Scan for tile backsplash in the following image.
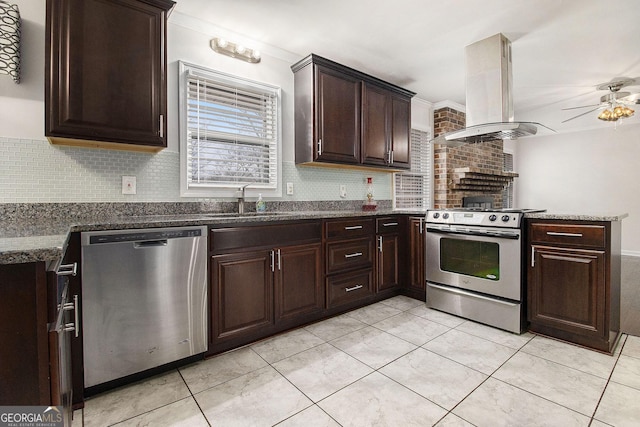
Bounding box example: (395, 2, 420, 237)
(0, 137, 392, 203)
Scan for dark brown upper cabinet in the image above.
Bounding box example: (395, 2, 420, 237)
(45, 0, 175, 152)
(292, 54, 414, 170)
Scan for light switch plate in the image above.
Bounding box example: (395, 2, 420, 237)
(286, 182, 294, 195)
(339, 184, 347, 198)
(122, 176, 137, 195)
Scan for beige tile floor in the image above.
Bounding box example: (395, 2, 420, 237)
(76, 296, 640, 426)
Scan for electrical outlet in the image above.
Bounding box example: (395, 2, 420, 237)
(286, 182, 294, 195)
(122, 176, 136, 195)
(339, 184, 347, 198)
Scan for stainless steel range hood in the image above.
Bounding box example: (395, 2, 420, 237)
(432, 33, 551, 146)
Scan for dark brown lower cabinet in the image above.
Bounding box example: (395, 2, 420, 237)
(404, 217, 426, 300)
(377, 233, 400, 292)
(0, 262, 50, 405)
(275, 243, 323, 324)
(208, 222, 324, 354)
(527, 219, 621, 353)
(210, 250, 274, 345)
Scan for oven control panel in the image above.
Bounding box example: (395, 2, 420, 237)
(426, 209, 522, 228)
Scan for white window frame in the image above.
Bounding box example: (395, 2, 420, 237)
(178, 61, 282, 198)
(502, 148, 515, 208)
(393, 128, 433, 210)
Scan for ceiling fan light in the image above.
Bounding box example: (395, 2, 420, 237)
(613, 105, 625, 118)
(623, 107, 634, 117)
(598, 109, 612, 121)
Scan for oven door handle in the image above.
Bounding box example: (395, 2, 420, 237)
(428, 283, 519, 307)
(425, 227, 520, 240)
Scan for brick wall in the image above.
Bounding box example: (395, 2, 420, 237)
(433, 107, 507, 209)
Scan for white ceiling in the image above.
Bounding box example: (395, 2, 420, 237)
(174, 0, 640, 134)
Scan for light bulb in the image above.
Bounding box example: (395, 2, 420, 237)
(217, 38, 228, 48)
(235, 45, 246, 54)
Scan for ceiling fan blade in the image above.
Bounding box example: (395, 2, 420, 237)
(620, 93, 640, 104)
(562, 106, 603, 123)
(561, 103, 602, 111)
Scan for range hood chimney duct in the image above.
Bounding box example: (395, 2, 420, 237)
(432, 33, 552, 146)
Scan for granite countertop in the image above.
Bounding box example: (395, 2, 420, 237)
(0, 208, 426, 265)
(524, 212, 629, 222)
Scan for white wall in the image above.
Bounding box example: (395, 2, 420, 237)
(514, 123, 640, 254)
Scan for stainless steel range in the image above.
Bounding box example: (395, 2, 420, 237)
(425, 208, 544, 333)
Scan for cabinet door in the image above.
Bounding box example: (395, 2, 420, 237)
(377, 234, 400, 291)
(274, 243, 324, 323)
(407, 218, 425, 292)
(0, 262, 50, 405)
(46, 0, 173, 150)
(362, 83, 390, 166)
(390, 95, 411, 169)
(528, 245, 606, 339)
(315, 65, 361, 164)
(210, 251, 273, 344)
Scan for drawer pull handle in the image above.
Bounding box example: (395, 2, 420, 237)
(344, 225, 363, 230)
(546, 231, 583, 238)
(345, 284, 363, 292)
(382, 222, 398, 227)
(344, 252, 363, 259)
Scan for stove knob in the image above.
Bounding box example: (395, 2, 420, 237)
(442, 213, 450, 219)
(489, 214, 497, 222)
(501, 215, 511, 222)
(432, 212, 440, 219)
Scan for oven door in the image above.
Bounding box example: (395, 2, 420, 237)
(426, 225, 521, 301)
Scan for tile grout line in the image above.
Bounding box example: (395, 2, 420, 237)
(176, 367, 213, 427)
(587, 334, 627, 425)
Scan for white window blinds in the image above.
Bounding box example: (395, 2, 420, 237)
(179, 62, 280, 195)
(394, 128, 432, 210)
(502, 152, 514, 208)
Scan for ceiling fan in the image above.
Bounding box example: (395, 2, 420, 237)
(562, 78, 639, 123)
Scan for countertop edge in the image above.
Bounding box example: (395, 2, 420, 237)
(524, 212, 629, 222)
(1, 210, 427, 264)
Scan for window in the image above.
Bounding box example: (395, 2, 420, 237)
(394, 128, 432, 210)
(179, 61, 281, 197)
(502, 151, 514, 208)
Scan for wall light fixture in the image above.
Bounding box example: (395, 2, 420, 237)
(0, 0, 20, 83)
(210, 37, 261, 63)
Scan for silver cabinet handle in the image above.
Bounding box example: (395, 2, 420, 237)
(382, 222, 398, 227)
(378, 235, 383, 252)
(317, 139, 322, 156)
(270, 250, 275, 272)
(387, 150, 392, 164)
(344, 225, 363, 230)
(73, 294, 80, 338)
(276, 248, 281, 271)
(159, 114, 164, 138)
(61, 294, 80, 338)
(531, 246, 535, 268)
(345, 284, 363, 292)
(419, 218, 423, 234)
(546, 231, 583, 237)
(344, 252, 363, 259)
(390, 150, 394, 164)
(57, 263, 77, 276)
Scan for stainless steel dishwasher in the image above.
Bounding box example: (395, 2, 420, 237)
(81, 226, 208, 389)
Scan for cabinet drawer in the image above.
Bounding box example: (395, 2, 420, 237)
(325, 218, 375, 240)
(210, 221, 321, 253)
(376, 217, 401, 234)
(530, 223, 606, 249)
(326, 237, 373, 273)
(327, 269, 374, 308)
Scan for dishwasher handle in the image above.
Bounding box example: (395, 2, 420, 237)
(134, 240, 168, 248)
